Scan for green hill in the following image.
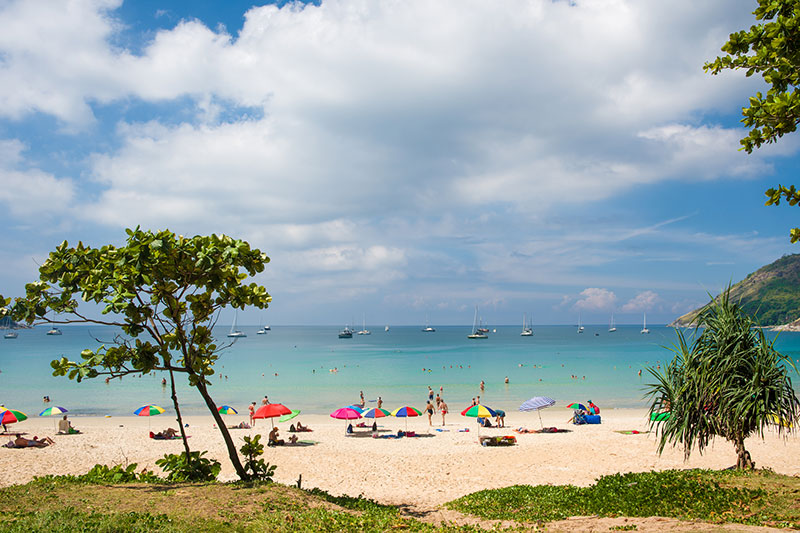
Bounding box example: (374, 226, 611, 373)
(672, 254, 800, 327)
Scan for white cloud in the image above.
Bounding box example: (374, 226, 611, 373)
(574, 288, 617, 311)
(622, 291, 659, 312)
(0, 140, 75, 217)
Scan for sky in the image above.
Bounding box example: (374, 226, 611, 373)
(1, 0, 799, 327)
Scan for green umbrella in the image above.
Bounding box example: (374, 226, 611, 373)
(650, 411, 670, 422)
(279, 410, 300, 423)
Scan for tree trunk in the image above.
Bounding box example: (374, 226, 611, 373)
(194, 379, 249, 480)
(734, 435, 754, 470)
(168, 369, 192, 459)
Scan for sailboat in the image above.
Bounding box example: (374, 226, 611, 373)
(227, 311, 247, 338)
(2, 316, 17, 339)
(338, 325, 354, 338)
(468, 307, 488, 339)
(385, 325, 389, 332)
(357, 314, 371, 335)
(608, 313, 617, 333)
(520, 313, 533, 336)
(640, 312, 650, 334)
(578, 314, 584, 333)
(421, 315, 435, 332)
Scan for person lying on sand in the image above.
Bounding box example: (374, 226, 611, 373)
(154, 428, 179, 439)
(14, 434, 54, 447)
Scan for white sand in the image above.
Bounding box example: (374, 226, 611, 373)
(1, 408, 798, 509)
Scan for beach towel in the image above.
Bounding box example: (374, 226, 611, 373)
(614, 430, 650, 435)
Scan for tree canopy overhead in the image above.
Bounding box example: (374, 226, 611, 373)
(9, 228, 272, 480)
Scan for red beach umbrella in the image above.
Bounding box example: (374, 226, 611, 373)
(253, 403, 292, 428)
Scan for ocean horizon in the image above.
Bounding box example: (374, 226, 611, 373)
(2, 324, 799, 419)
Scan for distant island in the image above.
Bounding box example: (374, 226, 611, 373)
(671, 253, 800, 330)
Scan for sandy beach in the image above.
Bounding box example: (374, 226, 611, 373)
(1, 408, 798, 510)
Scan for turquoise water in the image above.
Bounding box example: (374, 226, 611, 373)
(2, 325, 799, 417)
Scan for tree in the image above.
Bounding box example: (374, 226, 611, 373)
(705, 0, 800, 241)
(646, 288, 800, 469)
(8, 228, 271, 480)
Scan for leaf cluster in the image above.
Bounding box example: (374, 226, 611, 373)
(646, 287, 800, 465)
(155, 451, 221, 482)
(33, 463, 161, 485)
(705, 0, 800, 153)
(239, 435, 277, 481)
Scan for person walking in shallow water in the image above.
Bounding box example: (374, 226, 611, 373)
(425, 401, 434, 426)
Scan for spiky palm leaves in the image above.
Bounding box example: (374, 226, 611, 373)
(646, 288, 800, 469)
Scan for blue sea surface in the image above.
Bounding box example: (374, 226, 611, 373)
(1, 325, 799, 417)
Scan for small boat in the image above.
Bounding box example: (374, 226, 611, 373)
(578, 314, 584, 333)
(4, 331, 17, 339)
(256, 326, 268, 335)
(468, 307, 488, 339)
(227, 311, 246, 338)
(641, 313, 650, 334)
(338, 326, 354, 339)
(520, 313, 533, 336)
(608, 314, 617, 333)
(422, 315, 435, 332)
(385, 325, 389, 332)
(357, 315, 370, 335)
(46, 326, 63, 335)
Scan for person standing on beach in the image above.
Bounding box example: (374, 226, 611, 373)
(425, 401, 434, 426)
(262, 396, 268, 406)
(377, 396, 383, 409)
(249, 402, 256, 425)
(440, 399, 448, 426)
(359, 390, 365, 408)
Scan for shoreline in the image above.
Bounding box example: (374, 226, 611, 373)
(1, 408, 798, 509)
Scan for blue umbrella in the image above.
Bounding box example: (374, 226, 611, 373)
(519, 396, 555, 428)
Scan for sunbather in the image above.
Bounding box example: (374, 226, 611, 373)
(154, 428, 179, 439)
(58, 415, 80, 434)
(269, 427, 285, 446)
(14, 434, 54, 447)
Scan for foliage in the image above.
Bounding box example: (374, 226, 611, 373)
(705, 0, 800, 241)
(447, 470, 765, 524)
(239, 434, 277, 481)
(155, 451, 221, 482)
(7, 228, 272, 480)
(32, 463, 161, 485)
(647, 287, 800, 469)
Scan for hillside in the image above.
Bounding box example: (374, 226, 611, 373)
(671, 253, 800, 327)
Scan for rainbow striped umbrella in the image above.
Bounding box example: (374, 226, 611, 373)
(392, 406, 421, 431)
(217, 405, 238, 415)
(39, 406, 69, 417)
(461, 404, 497, 418)
(134, 405, 165, 416)
(0, 408, 27, 425)
(362, 408, 391, 419)
(566, 403, 587, 411)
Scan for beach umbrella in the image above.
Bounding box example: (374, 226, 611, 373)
(217, 405, 238, 415)
(461, 404, 497, 435)
(391, 406, 421, 431)
(279, 410, 301, 423)
(330, 406, 362, 434)
(347, 405, 365, 413)
(39, 406, 69, 431)
(519, 396, 555, 428)
(134, 404, 164, 430)
(566, 403, 587, 412)
(362, 408, 391, 419)
(254, 403, 292, 428)
(650, 411, 670, 422)
(0, 408, 27, 426)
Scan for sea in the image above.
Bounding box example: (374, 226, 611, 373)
(2, 324, 799, 418)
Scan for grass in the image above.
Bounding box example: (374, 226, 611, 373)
(447, 469, 800, 528)
(0, 468, 798, 531)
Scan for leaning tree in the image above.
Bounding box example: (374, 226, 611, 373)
(646, 288, 800, 469)
(8, 228, 271, 480)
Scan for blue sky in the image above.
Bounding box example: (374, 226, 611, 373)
(1, 0, 799, 327)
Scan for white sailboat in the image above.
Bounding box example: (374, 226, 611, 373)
(578, 314, 584, 333)
(468, 307, 488, 339)
(520, 313, 533, 336)
(357, 314, 370, 335)
(421, 315, 435, 332)
(385, 325, 389, 332)
(608, 313, 617, 333)
(2, 316, 17, 338)
(227, 311, 247, 338)
(640, 312, 650, 334)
